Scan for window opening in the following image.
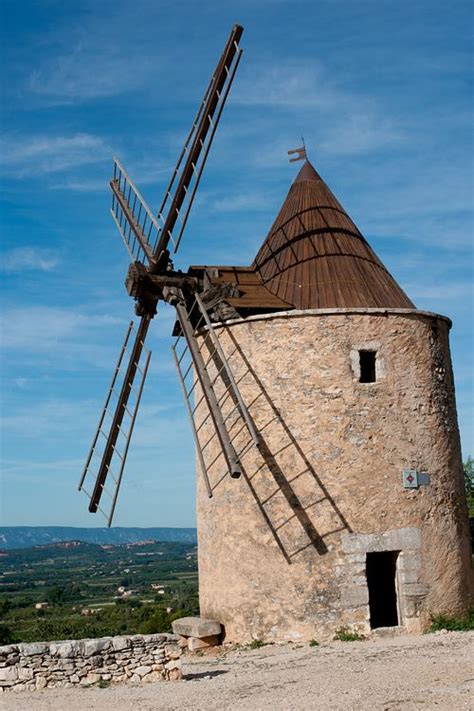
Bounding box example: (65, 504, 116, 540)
(366, 551, 400, 628)
(359, 350, 376, 383)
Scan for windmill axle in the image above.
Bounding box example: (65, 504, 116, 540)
(125, 260, 200, 302)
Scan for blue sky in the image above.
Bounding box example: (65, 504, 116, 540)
(1, 0, 472, 527)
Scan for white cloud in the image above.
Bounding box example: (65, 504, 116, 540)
(0, 133, 109, 177)
(50, 179, 108, 192)
(234, 61, 335, 109)
(407, 280, 473, 303)
(28, 43, 156, 104)
(0, 306, 122, 351)
(0, 398, 98, 437)
(0, 305, 128, 371)
(1, 247, 59, 273)
(319, 112, 404, 156)
(204, 190, 277, 214)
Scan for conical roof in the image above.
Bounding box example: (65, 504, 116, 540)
(252, 160, 414, 310)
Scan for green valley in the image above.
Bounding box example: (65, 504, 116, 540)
(0, 540, 198, 644)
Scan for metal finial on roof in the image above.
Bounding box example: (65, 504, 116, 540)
(288, 138, 307, 163)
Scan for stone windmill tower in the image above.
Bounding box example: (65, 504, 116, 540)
(192, 154, 472, 642)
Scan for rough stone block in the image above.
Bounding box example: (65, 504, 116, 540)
(135, 665, 152, 678)
(404, 582, 429, 597)
(164, 645, 181, 660)
(36, 676, 48, 690)
(145, 634, 167, 644)
(399, 551, 422, 571)
(53, 641, 81, 659)
(165, 659, 181, 671)
(112, 636, 130, 651)
(0, 646, 18, 655)
(0, 666, 18, 682)
(83, 638, 111, 657)
(399, 569, 420, 584)
(341, 527, 421, 554)
(144, 670, 164, 682)
(84, 672, 101, 684)
(187, 635, 220, 651)
(172, 616, 221, 638)
(20, 643, 47, 657)
(340, 585, 369, 608)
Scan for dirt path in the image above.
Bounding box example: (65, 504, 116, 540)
(3, 632, 473, 710)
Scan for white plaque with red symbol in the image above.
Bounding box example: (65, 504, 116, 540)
(403, 469, 419, 488)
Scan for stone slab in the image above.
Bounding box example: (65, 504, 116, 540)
(172, 617, 221, 638)
(187, 635, 220, 651)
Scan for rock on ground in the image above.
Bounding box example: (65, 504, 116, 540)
(4, 631, 473, 710)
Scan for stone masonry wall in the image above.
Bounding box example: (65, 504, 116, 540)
(0, 633, 182, 693)
(196, 308, 472, 643)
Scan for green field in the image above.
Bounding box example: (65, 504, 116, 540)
(0, 540, 198, 644)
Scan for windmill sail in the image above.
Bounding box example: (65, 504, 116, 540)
(79, 318, 151, 525)
(172, 292, 261, 494)
(110, 158, 158, 265)
(80, 25, 245, 525)
(152, 24, 243, 260)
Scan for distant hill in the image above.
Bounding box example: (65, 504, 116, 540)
(0, 526, 197, 550)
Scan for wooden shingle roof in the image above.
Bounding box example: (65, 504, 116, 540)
(252, 160, 415, 310)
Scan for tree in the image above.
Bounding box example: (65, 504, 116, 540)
(0, 624, 14, 645)
(464, 457, 474, 518)
(139, 608, 169, 634)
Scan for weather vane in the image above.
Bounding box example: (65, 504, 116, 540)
(288, 138, 307, 163)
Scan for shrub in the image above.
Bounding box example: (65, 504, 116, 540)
(0, 624, 14, 645)
(309, 639, 319, 647)
(248, 639, 265, 649)
(333, 627, 365, 642)
(429, 607, 474, 632)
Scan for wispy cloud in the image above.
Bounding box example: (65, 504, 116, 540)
(203, 190, 278, 214)
(0, 305, 127, 371)
(407, 280, 473, 303)
(0, 306, 122, 351)
(234, 61, 336, 109)
(319, 112, 404, 156)
(28, 43, 156, 105)
(50, 178, 107, 192)
(0, 398, 98, 438)
(226, 61, 405, 166)
(1, 247, 59, 273)
(1, 133, 109, 177)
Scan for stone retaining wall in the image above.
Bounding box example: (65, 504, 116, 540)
(0, 633, 182, 692)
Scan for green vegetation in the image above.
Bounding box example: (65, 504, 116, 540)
(0, 540, 198, 643)
(464, 457, 474, 547)
(464, 457, 474, 518)
(309, 638, 319, 647)
(333, 627, 365, 642)
(429, 606, 474, 632)
(248, 639, 265, 649)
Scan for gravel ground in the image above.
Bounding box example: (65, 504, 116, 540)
(3, 631, 473, 710)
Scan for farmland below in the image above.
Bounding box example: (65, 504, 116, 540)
(0, 540, 198, 644)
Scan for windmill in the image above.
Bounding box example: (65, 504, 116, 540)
(77, 24, 472, 642)
(79, 24, 258, 525)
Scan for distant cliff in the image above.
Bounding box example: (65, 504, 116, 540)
(0, 526, 197, 550)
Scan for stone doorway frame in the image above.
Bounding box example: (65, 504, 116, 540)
(338, 527, 427, 634)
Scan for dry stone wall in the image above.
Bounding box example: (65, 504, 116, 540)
(0, 633, 182, 693)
